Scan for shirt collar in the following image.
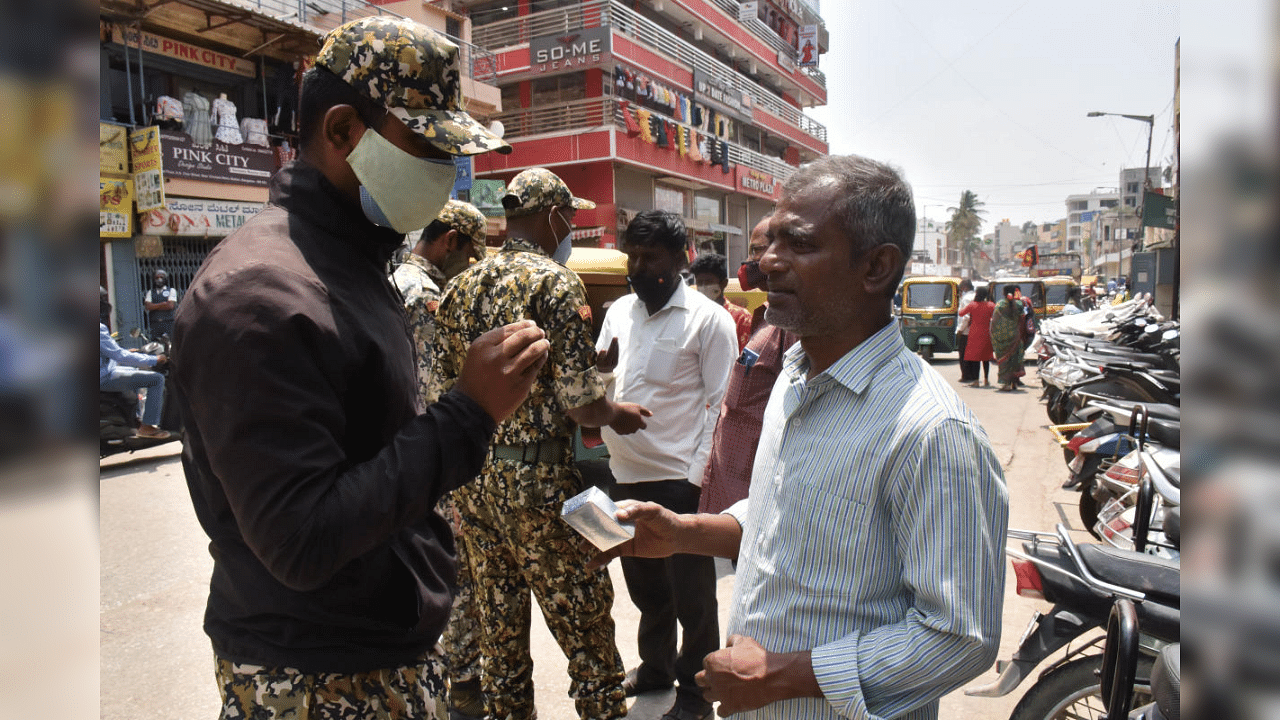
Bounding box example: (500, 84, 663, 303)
(502, 237, 548, 257)
(402, 252, 445, 285)
(783, 320, 905, 395)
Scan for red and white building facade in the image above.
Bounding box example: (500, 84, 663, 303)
(444, 0, 829, 267)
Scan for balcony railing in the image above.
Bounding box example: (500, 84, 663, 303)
(471, 0, 826, 144)
(242, 0, 497, 82)
(703, 0, 825, 81)
(491, 96, 797, 181)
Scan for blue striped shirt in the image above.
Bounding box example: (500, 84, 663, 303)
(725, 320, 1008, 720)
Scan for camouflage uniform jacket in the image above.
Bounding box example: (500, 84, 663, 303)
(391, 253, 446, 400)
(434, 237, 604, 450)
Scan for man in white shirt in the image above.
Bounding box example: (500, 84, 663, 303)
(597, 210, 738, 720)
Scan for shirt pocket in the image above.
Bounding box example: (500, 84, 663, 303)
(643, 338, 688, 382)
(776, 477, 871, 597)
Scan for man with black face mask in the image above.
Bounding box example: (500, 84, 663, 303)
(171, 17, 550, 719)
(596, 210, 737, 720)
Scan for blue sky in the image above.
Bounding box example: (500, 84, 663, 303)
(807, 0, 1180, 233)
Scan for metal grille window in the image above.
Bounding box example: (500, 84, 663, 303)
(133, 237, 221, 338)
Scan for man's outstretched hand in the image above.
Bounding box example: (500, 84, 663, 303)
(584, 500, 684, 570)
(454, 320, 550, 423)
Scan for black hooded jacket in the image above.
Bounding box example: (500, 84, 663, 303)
(172, 160, 495, 672)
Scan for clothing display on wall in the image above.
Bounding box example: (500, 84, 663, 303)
(156, 96, 184, 124)
(212, 95, 243, 144)
(182, 90, 212, 146)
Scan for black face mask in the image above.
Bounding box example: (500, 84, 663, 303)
(628, 272, 677, 307)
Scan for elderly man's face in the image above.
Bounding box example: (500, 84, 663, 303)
(761, 182, 863, 337)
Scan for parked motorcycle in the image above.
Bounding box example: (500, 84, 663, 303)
(1098, 599, 1180, 720)
(964, 524, 1179, 720)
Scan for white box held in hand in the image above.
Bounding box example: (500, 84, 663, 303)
(561, 486, 635, 551)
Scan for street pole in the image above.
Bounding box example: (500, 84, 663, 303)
(1087, 110, 1155, 275)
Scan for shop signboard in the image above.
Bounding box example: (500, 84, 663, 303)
(110, 23, 257, 78)
(529, 26, 611, 75)
(1141, 192, 1177, 229)
(734, 166, 780, 200)
(100, 178, 133, 238)
(160, 130, 275, 186)
(798, 25, 819, 67)
(452, 155, 473, 197)
(692, 69, 750, 123)
(130, 126, 165, 212)
(100, 123, 129, 176)
(140, 197, 265, 237)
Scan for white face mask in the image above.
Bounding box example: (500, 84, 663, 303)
(696, 284, 722, 302)
(348, 126, 456, 233)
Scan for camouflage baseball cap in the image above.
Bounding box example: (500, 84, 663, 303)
(316, 16, 511, 156)
(438, 199, 488, 259)
(501, 168, 595, 218)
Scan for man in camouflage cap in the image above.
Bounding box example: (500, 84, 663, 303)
(391, 197, 490, 720)
(174, 14, 548, 720)
(431, 168, 648, 720)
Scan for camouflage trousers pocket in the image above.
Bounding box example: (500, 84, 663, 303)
(214, 650, 449, 720)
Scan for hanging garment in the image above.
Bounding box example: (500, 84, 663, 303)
(637, 109, 655, 143)
(691, 103, 703, 128)
(687, 130, 703, 163)
(655, 118, 669, 148)
(720, 140, 732, 173)
(673, 94, 683, 122)
(240, 117, 269, 147)
(621, 100, 642, 137)
(182, 91, 213, 146)
(156, 96, 184, 123)
(212, 96, 243, 144)
(666, 121, 678, 151)
(677, 125, 687, 157)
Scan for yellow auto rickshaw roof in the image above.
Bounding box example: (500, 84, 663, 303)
(566, 247, 628, 275)
(901, 276, 961, 284)
(1042, 276, 1077, 286)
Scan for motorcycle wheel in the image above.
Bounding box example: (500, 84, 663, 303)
(1008, 655, 1152, 720)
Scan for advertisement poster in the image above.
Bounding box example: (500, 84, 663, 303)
(798, 25, 819, 67)
(100, 178, 133, 238)
(100, 123, 129, 176)
(130, 126, 165, 212)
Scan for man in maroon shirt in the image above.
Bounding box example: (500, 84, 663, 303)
(698, 215, 797, 514)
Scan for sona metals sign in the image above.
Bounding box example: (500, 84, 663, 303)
(529, 26, 611, 74)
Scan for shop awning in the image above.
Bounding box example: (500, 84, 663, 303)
(570, 226, 606, 241)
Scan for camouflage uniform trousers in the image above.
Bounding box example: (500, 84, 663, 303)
(455, 457, 627, 720)
(437, 489, 481, 685)
(214, 649, 448, 720)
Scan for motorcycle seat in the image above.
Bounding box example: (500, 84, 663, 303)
(1077, 543, 1180, 605)
(1095, 399, 1181, 421)
(1146, 419, 1180, 449)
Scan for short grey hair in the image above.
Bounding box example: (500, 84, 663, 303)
(781, 155, 916, 268)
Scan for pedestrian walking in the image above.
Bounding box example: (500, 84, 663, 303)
(954, 278, 975, 383)
(991, 284, 1029, 391)
(958, 285, 994, 387)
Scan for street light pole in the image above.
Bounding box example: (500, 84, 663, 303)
(1087, 111, 1155, 250)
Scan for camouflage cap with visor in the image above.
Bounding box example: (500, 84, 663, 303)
(316, 16, 511, 156)
(502, 168, 595, 218)
(438, 199, 488, 259)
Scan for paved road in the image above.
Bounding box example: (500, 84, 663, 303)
(101, 354, 1089, 720)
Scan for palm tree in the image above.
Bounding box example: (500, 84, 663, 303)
(945, 190, 987, 270)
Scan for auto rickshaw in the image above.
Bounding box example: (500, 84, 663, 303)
(566, 247, 630, 340)
(898, 276, 961, 360)
(1042, 276, 1078, 315)
(991, 277, 1049, 318)
(724, 277, 767, 319)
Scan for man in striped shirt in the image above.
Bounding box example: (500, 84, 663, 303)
(590, 155, 1009, 719)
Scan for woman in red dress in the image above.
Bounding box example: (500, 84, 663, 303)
(958, 286, 995, 386)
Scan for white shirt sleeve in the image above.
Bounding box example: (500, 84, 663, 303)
(687, 305, 737, 486)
